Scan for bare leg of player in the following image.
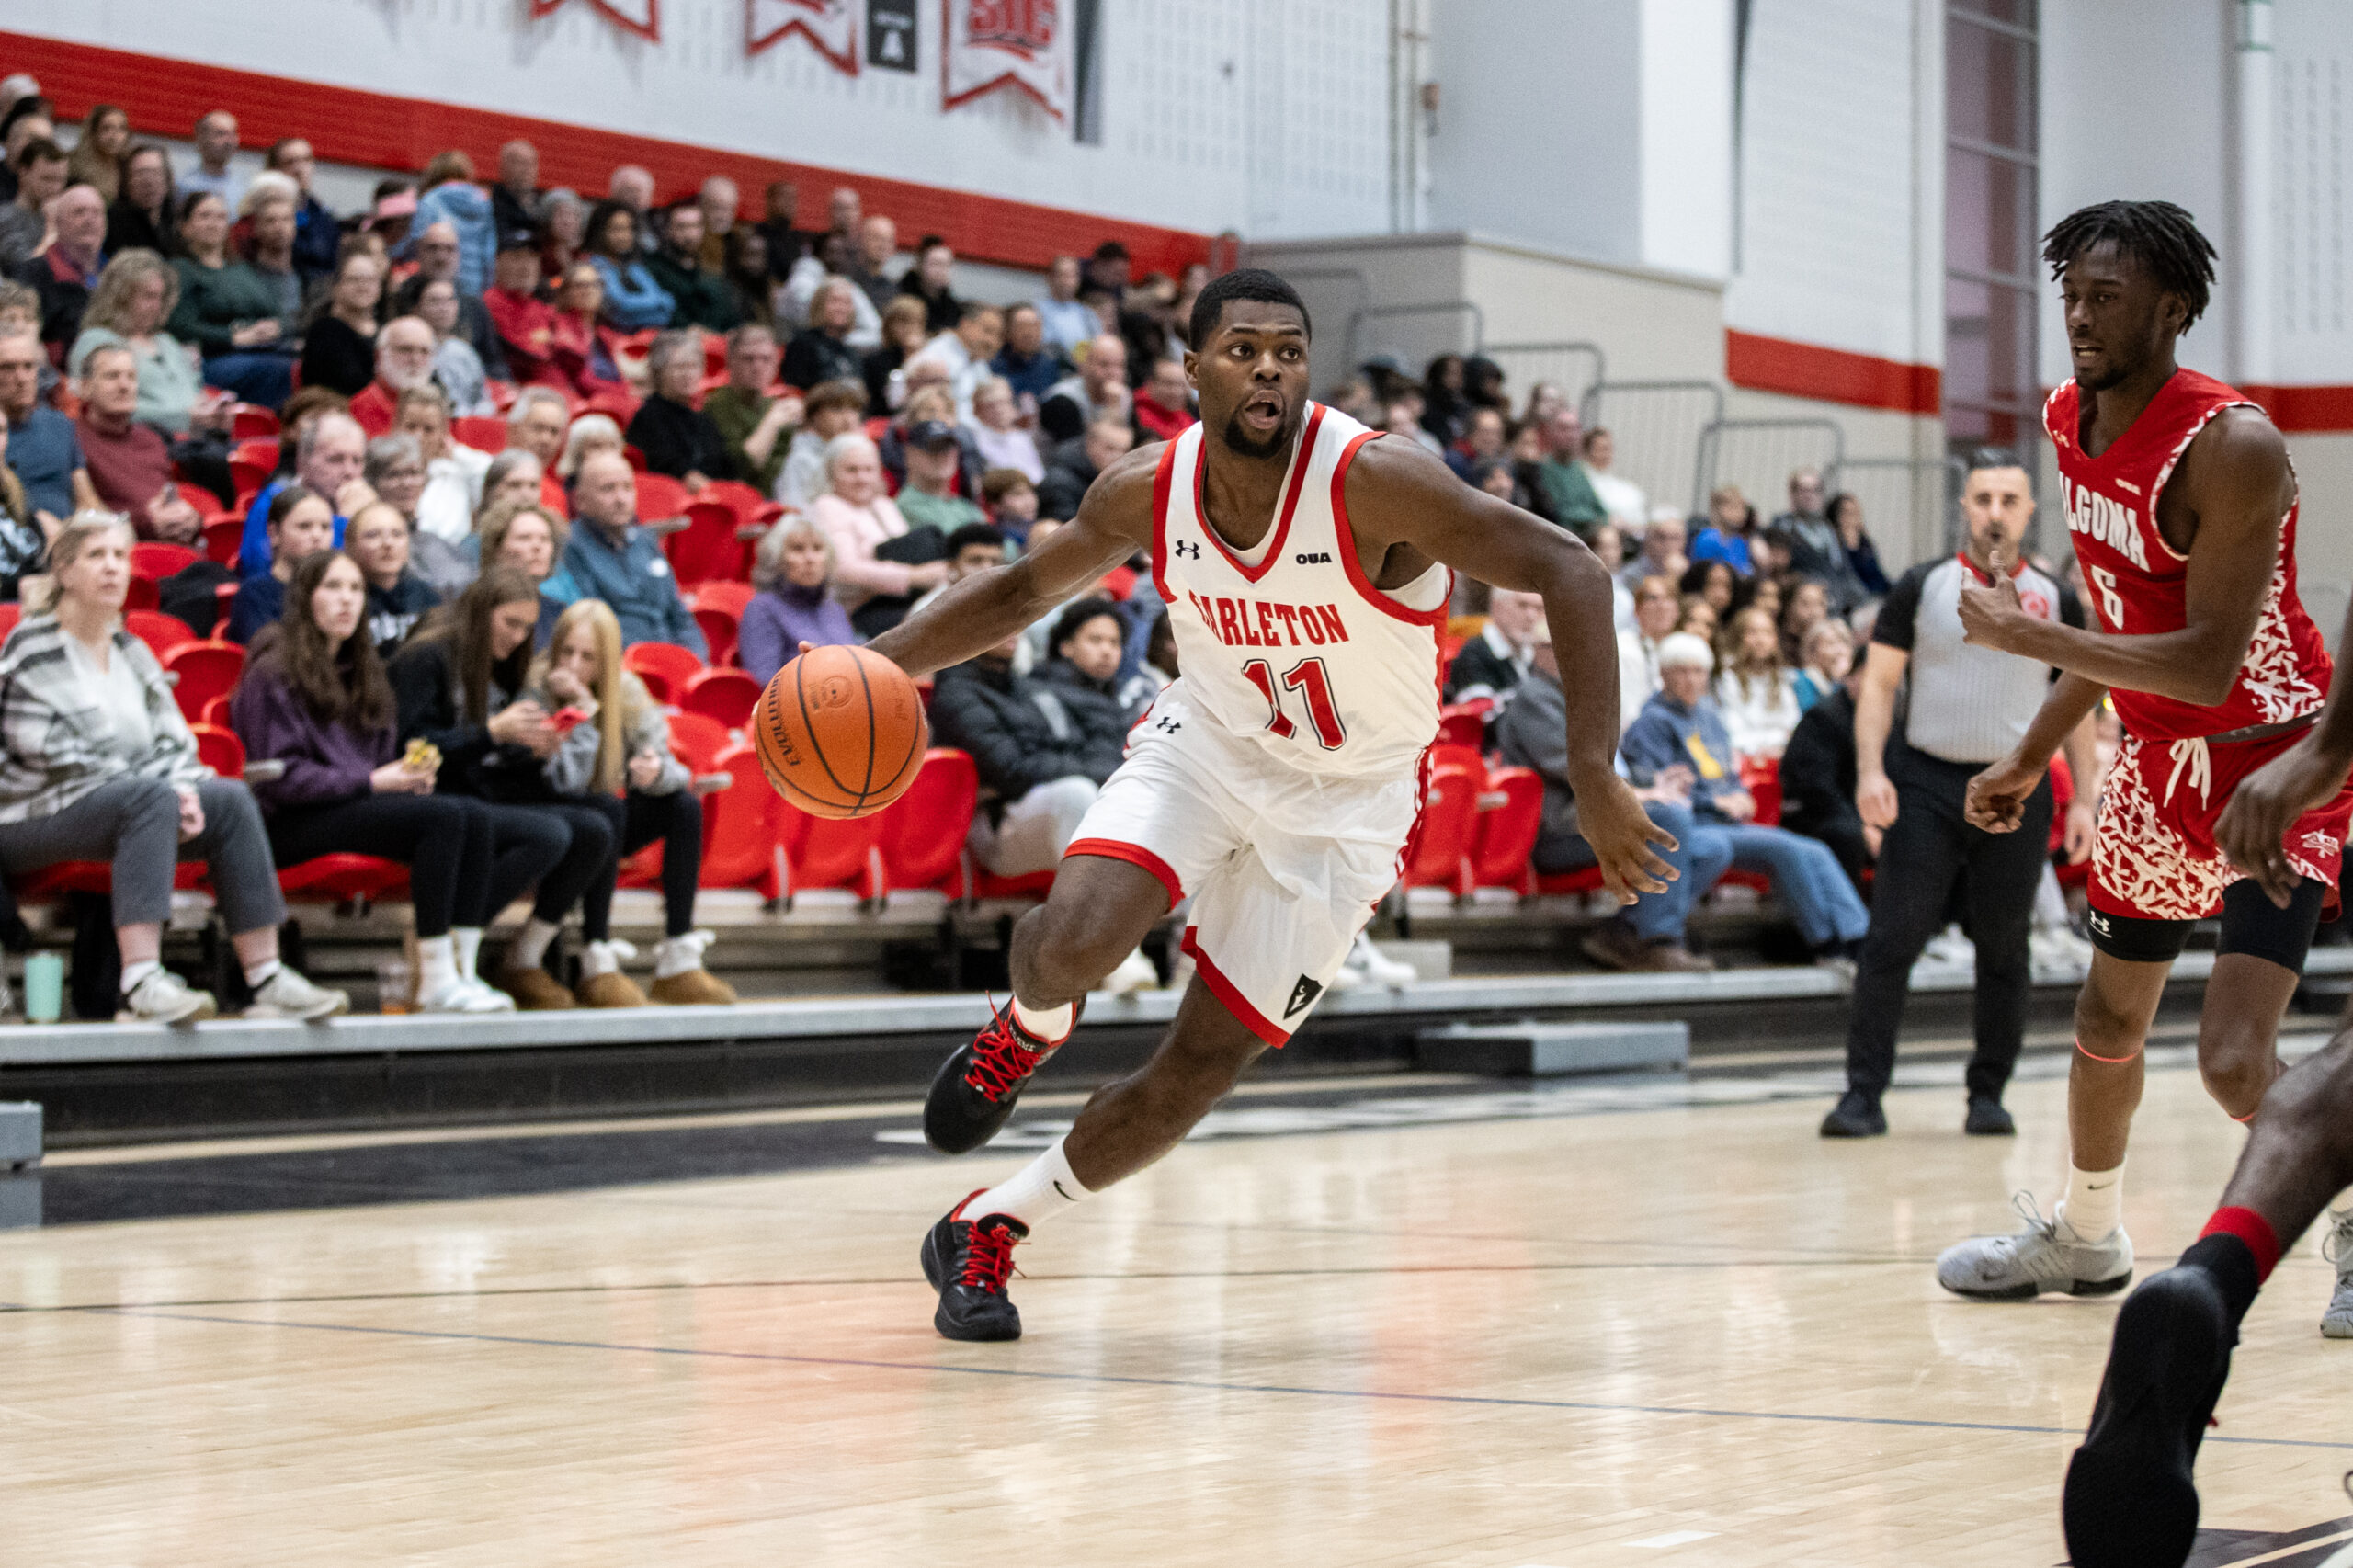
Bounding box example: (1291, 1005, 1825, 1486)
(2063, 1031, 2353, 1568)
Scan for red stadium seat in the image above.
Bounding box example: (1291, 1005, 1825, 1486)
(676, 667, 759, 730)
(188, 722, 245, 778)
(124, 576, 159, 612)
(202, 514, 244, 567)
(451, 415, 508, 453)
(694, 605, 740, 667)
(232, 436, 279, 471)
(278, 853, 410, 905)
(665, 499, 750, 588)
(126, 609, 194, 659)
(696, 743, 781, 892)
(635, 472, 691, 522)
(199, 694, 232, 729)
(972, 867, 1056, 900)
(876, 748, 979, 899)
(0, 603, 19, 642)
(230, 404, 281, 440)
(664, 711, 732, 774)
(161, 640, 244, 722)
(699, 479, 769, 525)
(622, 641, 704, 704)
(1437, 700, 1491, 750)
(17, 861, 203, 900)
(621, 442, 649, 472)
(776, 801, 886, 903)
(1469, 764, 1544, 895)
(131, 542, 201, 584)
(1400, 761, 1479, 898)
(1533, 866, 1608, 897)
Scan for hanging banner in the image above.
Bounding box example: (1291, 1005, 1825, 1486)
(942, 0, 1074, 120)
(746, 0, 860, 72)
(868, 0, 918, 73)
(529, 0, 660, 43)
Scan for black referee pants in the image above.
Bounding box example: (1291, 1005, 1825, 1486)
(1843, 744, 2053, 1105)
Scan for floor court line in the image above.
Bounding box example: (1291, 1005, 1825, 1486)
(56, 1302, 2353, 1453)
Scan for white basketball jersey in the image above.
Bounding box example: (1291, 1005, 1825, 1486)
(1149, 403, 1450, 781)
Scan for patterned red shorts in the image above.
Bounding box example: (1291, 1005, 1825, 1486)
(2090, 728, 2353, 922)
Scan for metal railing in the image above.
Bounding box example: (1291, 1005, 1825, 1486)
(1578, 381, 1723, 520)
(1829, 455, 1967, 572)
(1692, 418, 1847, 520)
(1344, 301, 1486, 374)
(1483, 341, 1607, 421)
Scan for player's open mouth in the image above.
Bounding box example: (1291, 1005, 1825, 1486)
(1241, 392, 1284, 430)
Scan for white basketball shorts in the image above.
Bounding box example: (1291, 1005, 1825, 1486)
(1062, 684, 1419, 1044)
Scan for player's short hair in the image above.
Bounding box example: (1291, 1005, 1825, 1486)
(1188, 268, 1310, 350)
(2042, 199, 2218, 328)
(943, 521, 1005, 559)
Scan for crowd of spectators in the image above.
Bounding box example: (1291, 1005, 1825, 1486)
(0, 78, 2100, 1022)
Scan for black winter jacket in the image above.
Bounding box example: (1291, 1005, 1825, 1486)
(929, 655, 1127, 810)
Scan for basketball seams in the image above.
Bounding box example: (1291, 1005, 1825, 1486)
(796, 649, 863, 807)
(852, 647, 879, 809)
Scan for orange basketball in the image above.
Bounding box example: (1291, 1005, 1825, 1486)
(752, 644, 928, 819)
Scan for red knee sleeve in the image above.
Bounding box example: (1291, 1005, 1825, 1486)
(2200, 1206, 2281, 1283)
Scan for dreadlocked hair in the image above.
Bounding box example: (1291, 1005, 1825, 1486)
(2042, 200, 2218, 329)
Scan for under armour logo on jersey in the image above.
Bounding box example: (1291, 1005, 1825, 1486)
(1171, 540, 1201, 560)
(1284, 974, 1323, 1019)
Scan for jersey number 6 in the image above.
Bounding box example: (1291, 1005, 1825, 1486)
(1242, 657, 1347, 750)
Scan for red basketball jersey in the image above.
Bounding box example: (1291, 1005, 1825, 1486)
(2047, 368, 2330, 741)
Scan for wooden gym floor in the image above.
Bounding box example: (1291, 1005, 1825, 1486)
(6, 1047, 2352, 1567)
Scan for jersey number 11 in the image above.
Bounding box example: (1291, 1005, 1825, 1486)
(1242, 657, 1347, 750)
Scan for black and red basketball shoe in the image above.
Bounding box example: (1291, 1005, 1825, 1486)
(919, 1190, 1028, 1341)
(924, 1001, 1061, 1153)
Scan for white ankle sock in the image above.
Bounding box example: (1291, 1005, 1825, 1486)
(508, 918, 560, 972)
(1011, 996, 1074, 1046)
(243, 959, 281, 989)
(451, 927, 483, 982)
(653, 932, 710, 979)
(968, 1135, 1091, 1230)
(2060, 1160, 2126, 1244)
(119, 959, 160, 994)
(416, 935, 458, 999)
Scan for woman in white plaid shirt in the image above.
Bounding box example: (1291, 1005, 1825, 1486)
(0, 514, 346, 1021)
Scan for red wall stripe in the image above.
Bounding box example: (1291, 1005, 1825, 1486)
(0, 30, 1211, 277)
(2243, 384, 2353, 435)
(1724, 328, 1941, 416)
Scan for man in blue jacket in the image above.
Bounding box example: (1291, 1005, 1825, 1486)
(557, 450, 707, 656)
(1620, 632, 1867, 963)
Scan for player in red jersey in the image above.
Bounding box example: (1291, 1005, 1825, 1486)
(1932, 200, 2353, 1316)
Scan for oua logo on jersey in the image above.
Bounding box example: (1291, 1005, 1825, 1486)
(2063, 478, 2149, 570)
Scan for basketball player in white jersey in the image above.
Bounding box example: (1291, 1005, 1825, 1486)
(861, 270, 1675, 1341)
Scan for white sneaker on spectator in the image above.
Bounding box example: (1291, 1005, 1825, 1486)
(1103, 948, 1159, 994)
(244, 966, 351, 1021)
(1922, 924, 1976, 966)
(119, 969, 218, 1024)
(1346, 931, 1416, 988)
(418, 977, 517, 1015)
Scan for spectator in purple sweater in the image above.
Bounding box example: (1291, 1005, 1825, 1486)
(230, 548, 562, 1015)
(739, 516, 858, 685)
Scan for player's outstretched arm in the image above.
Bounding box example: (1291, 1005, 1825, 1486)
(1956, 409, 2288, 703)
(865, 447, 1160, 681)
(1343, 439, 1677, 903)
(2219, 595, 2353, 905)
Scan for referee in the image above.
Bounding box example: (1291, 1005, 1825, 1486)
(1821, 451, 2101, 1139)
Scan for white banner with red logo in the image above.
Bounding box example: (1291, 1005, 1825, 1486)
(745, 0, 860, 72)
(529, 0, 660, 42)
(942, 0, 1073, 120)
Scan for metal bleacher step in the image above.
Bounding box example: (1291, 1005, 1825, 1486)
(1417, 1020, 1689, 1077)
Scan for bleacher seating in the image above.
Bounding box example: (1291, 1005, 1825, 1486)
(162, 640, 245, 722)
(677, 667, 759, 729)
(622, 641, 703, 704)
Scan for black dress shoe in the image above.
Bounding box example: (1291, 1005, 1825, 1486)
(1965, 1098, 2017, 1136)
(1819, 1090, 1886, 1138)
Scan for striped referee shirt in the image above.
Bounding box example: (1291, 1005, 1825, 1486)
(1872, 552, 2082, 766)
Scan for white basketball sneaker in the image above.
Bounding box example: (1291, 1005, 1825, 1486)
(1936, 1195, 2134, 1301)
(1102, 948, 1159, 994)
(2320, 1210, 2353, 1338)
